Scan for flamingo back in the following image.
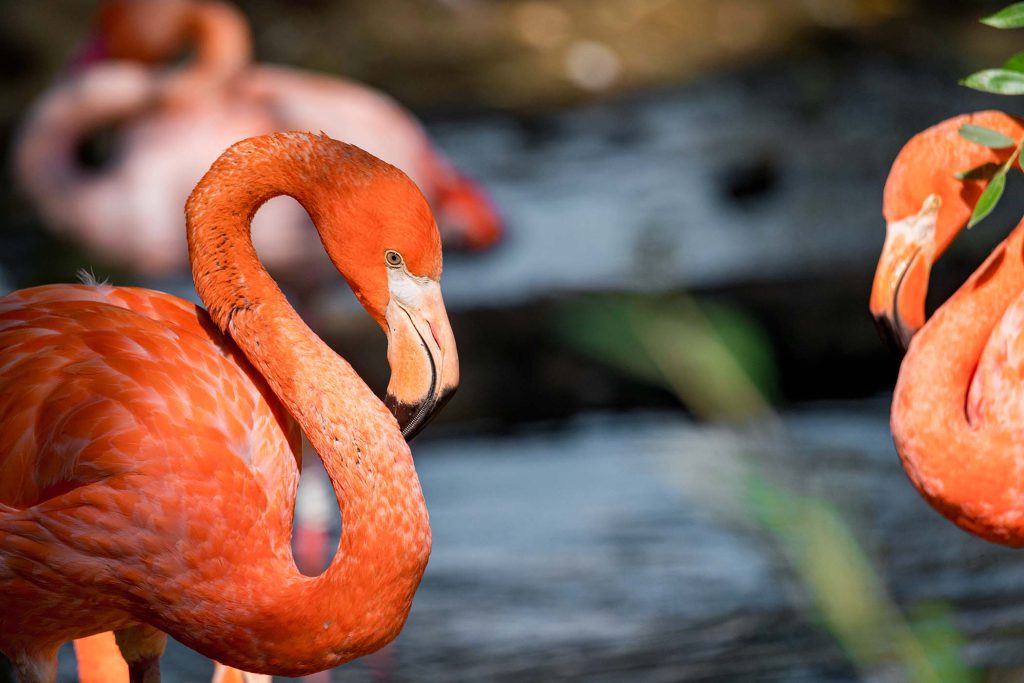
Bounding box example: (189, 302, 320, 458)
(0, 283, 301, 521)
(0, 283, 306, 657)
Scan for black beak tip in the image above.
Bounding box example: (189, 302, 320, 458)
(385, 385, 457, 442)
(384, 394, 413, 431)
(872, 313, 911, 356)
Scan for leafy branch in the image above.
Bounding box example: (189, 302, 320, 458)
(981, 3, 1024, 29)
(962, 4, 1024, 94)
(956, 125, 1023, 228)
(953, 4, 1024, 228)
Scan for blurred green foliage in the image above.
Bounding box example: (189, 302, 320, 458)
(559, 294, 778, 421)
(749, 477, 976, 683)
(560, 294, 976, 681)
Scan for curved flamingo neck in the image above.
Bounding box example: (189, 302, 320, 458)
(183, 133, 430, 673)
(892, 223, 1024, 544)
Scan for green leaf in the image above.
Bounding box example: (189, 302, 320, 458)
(982, 3, 1024, 28)
(959, 124, 1017, 148)
(955, 162, 1002, 180)
(961, 69, 1024, 95)
(968, 170, 1007, 228)
(1004, 51, 1024, 72)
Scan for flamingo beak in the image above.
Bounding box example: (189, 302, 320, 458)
(383, 272, 459, 440)
(869, 194, 940, 353)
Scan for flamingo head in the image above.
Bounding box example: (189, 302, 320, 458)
(317, 150, 460, 440)
(434, 171, 504, 251)
(870, 111, 1024, 352)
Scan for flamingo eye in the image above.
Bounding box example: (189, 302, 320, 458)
(385, 250, 404, 268)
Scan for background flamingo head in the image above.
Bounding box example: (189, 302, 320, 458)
(92, 0, 194, 65)
(434, 171, 504, 251)
(871, 110, 1024, 351)
(67, 37, 111, 73)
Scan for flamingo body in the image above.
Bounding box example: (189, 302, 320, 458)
(0, 132, 459, 681)
(0, 283, 300, 647)
(892, 223, 1024, 544)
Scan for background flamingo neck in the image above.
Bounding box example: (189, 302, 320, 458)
(185, 134, 430, 669)
(186, 0, 252, 85)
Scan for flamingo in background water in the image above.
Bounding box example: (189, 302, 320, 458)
(0, 131, 459, 682)
(14, 0, 502, 282)
(871, 110, 1024, 544)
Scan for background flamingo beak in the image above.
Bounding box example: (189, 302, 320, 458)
(437, 173, 504, 251)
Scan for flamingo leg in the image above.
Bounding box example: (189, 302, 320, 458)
(212, 662, 273, 683)
(114, 624, 167, 683)
(74, 632, 129, 682)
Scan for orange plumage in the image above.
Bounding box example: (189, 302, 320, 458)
(872, 111, 1024, 544)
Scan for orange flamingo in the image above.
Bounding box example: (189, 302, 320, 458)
(871, 110, 1024, 544)
(14, 0, 501, 280)
(0, 131, 459, 682)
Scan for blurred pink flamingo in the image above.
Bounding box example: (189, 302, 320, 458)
(14, 0, 502, 284)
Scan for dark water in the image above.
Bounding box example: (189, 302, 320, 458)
(44, 400, 1024, 682)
